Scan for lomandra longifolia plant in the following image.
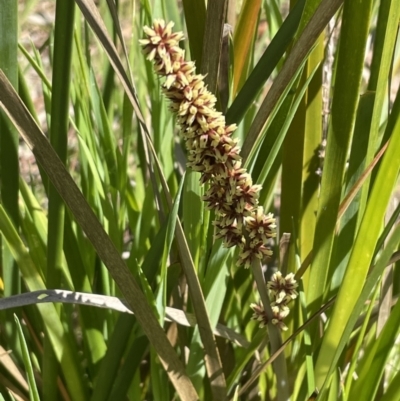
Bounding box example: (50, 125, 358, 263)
(140, 19, 298, 329)
(2, 1, 400, 400)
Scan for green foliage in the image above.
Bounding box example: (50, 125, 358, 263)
(0, 0, 400, 400)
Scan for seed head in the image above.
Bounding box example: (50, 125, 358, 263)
(141, 20, 277, 268)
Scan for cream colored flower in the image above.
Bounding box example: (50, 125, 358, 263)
(141, 20, 277, 268)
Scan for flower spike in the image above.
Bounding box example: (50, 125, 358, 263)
(140, 20, 276, 268)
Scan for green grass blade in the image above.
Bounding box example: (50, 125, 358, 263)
(226, 329, 265, 391)
(231, 0, 261, 96)
(17, 66, 40, 124)
(307, 0, 372, 309)
(380, 368, 400, 401)
(8, 3, 400, 400)
(252, 88, 295, 202)
(226, 0, 305, 125)
(88, 70, 118, 188)
(367, 0, 400, 118)
(19, 181, 76, 285)
(0, 70, 199, 401)
(182, 0, 206, 65)
(14, 315, 40, 401)
(295, 0, 322, 35)
(300, 38, 323, 261)
(76, 0, 166, 230)
(278, 1, 325, 276)
(240, 0, 343, 163)
(150, 348, 170, 401)
(0, 203, 88, 400)
(273, 59, 321, 252)
(0, 0, 21, 362)
(317, 221, 400, 399)
(315, 101, 400, 390)
(173, 233, 228, 396)
(254, 63, 319, 188)
(201, 0, 228, 94)
(156, 175, 186, 323)
(329, 93, 376, 292)
(45, 4, 76, 398)
(91, 315, 135, 401)
(183, 171, 204, 270)
(0, 0, 19, 226)
(168, 211, 228, 396)
(343, 283, 380, 396)
(360, 0, 400, 208)
(106, 335, 148, 401)
(186, 241, 230, 390)
(264, 0, 283, 37)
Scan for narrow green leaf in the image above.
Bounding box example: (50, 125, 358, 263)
(0, 70, 199, 401)
(380, 369, 400, 401)
(240, 0, 343, 163)
(226, 0, 305, 125)
(256, 63, 320, 190)
(307, 0, 372, 309)
(330, 93, 382, 291)
(186, 241, 230, 390)
(14, 315, 40, 401)
(360, 0, 400, 215)
(344, 283, 380, 396)
(315, 98, 400, 389)
(155, 176, 185, 323)
(349, 265, 400, 397)
(0, 0, 19, 226)
(295, 0, 322, 37)
(88, 69, 118, 188)
(91, 314, 135, 400)
(47, 0, 75, 287)
(300, 38, 323, 260)
(0, 0, 21, 363)
(0, 203, 88, 401)
(183, 171, 204, 269)
(45, 3, 75, 398)
(182, 0, 206, 65)
(150, 349, 170, 401)
(173, 216, 228, 399)
(226, 0, 305, 124)
(232, 0, 261, 96)
(0, 290, 248, 347)
(227, 329, 266, 390)
(367, 0, 400, 145)
(263, 0, 283, 39)
(201, 0, 229, 94)
(106, 335, 148, 401)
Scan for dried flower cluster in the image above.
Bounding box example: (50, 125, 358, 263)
(251, 272, 298, 330)
(140, 19, 276, 268)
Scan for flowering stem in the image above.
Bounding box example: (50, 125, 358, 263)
(140, 20, 293, 399)
(252, 260, 289, 401)
(140, 19, 276, 270)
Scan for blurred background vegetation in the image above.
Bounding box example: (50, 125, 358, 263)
(0, 0, 400, 400)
